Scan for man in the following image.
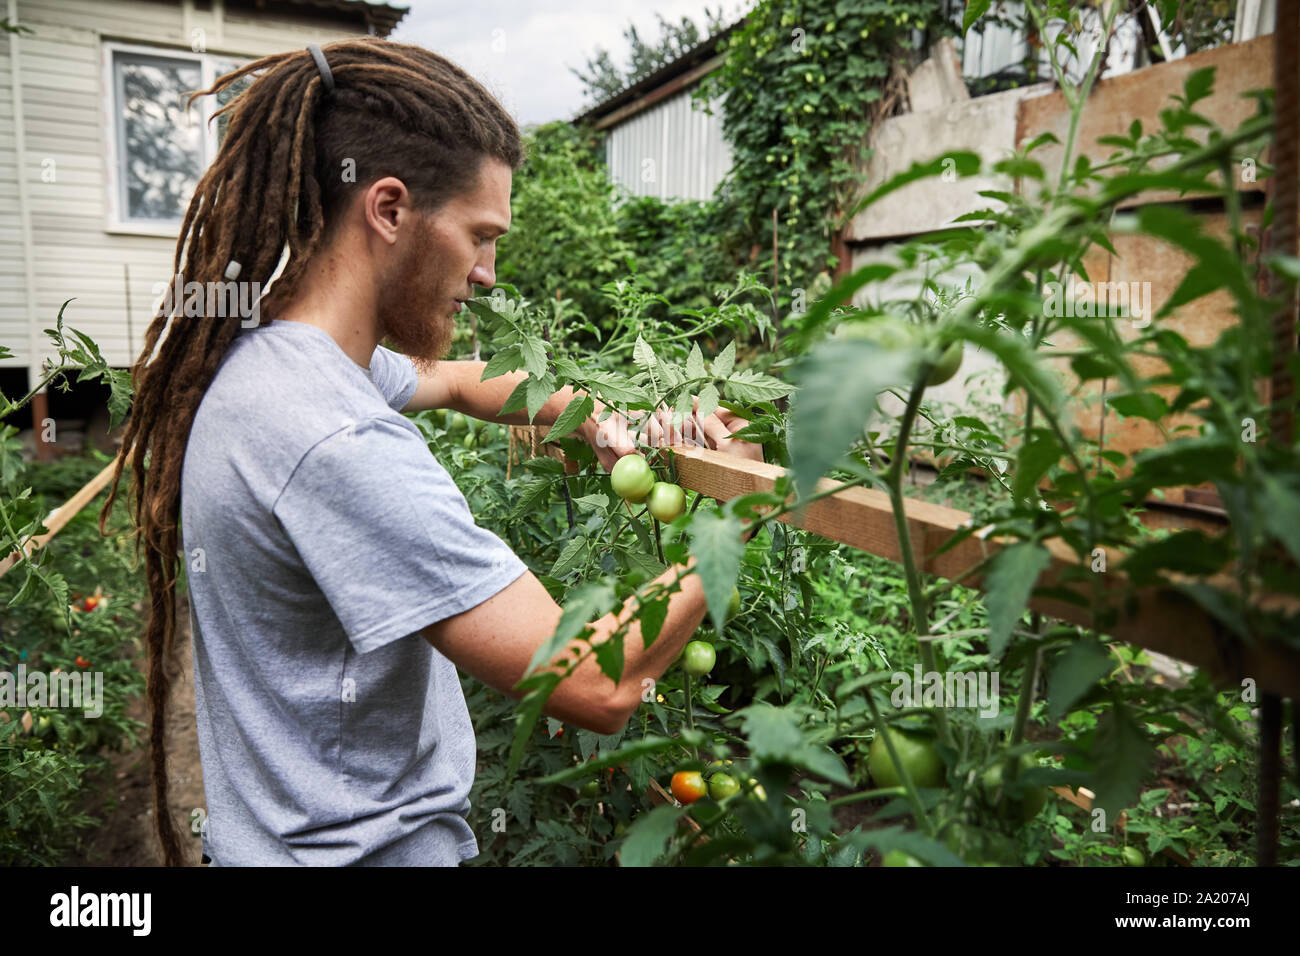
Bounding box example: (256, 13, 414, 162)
(105, 38, 761, 867)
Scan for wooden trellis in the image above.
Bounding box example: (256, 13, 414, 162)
(517, 430, 1300, 700)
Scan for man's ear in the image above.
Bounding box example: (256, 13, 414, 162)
(362, 177, 411, 246)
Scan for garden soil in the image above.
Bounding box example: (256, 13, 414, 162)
(66, 590, 206, 866)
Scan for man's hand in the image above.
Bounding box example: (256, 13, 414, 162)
(581, 399, 764, 471)
(638, 401, 765, 463)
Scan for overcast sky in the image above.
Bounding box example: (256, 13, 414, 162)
(389, 0, 750, 128)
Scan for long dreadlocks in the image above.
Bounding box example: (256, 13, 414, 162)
(99, 38, 525, 867)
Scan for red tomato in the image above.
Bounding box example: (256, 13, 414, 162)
(670, 771, 707, 805)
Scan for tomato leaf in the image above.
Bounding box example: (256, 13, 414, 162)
(984, 542, 1052, 660)
(544, 393, 593, 443)
(635, 590, 670, 649)
(689, 508, 746, 634)
(592, 625, 625, 685)
(1012, 429, 1060, 500)
(1086, 702, 1152, 822)
(788, 337, 909, 504)
(619, 804, 686, 867)
(709, 340, 736, 378)
(521, 579, 617, 679)
(1047, 638, 1115, 721)
(505, 671, 561, 782)
(739, 702, 852, 786)
(524, 374, 556, 423)
(497, 377, 530, 417)
(481, 345, 522, 380)
(685, 342, 705, 381)
(723, 367, 793, 404)
(1119, 530, 1232, 587)
(549, 534, 588, 579)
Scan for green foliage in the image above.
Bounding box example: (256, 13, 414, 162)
(570, 9, 732, 107)
(494, 123, 634, 338)
(0, 457, 148, 866)
(695, 0, 953, 311)
(442, 0, 1299, 867)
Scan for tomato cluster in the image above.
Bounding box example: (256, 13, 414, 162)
(609, 453, 687, 523)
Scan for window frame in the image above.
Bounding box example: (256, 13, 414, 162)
(102, 40, 247, 237)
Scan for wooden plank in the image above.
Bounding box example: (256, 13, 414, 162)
(664, 444, 1300, 699)
(0, 456, 119, 578)
(1016, 35, 1272, 207)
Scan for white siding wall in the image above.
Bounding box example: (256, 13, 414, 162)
(0, 0, 371, 374)
(604, 87, 732, 204)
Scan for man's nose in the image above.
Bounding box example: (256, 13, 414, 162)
(470, 263, 495, 289)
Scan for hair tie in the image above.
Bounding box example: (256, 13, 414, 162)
(307, 43, 334, 95)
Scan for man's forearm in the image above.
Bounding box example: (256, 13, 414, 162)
(442, 361, 606, 437)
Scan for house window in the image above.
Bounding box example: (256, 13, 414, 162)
(105, 43, 251, 233)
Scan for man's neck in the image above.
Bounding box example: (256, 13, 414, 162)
(274, 243, 380, 369)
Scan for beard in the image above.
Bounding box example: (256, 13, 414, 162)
(375, 216, 456, 373)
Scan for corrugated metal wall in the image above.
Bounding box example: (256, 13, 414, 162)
(603, 88, 732, 203)
(961, 3, 1144, 82)
(597, 9, 1148, 205)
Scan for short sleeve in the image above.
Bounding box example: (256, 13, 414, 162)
(368, 344, 418, 411)
(273, 417, 529, 654)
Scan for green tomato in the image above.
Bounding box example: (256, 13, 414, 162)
(882, 849, 925, 867)
(727, 586, 741, 621)
(647, 481, 686, 522)
(708, 772, 740, 800)
(926, 342, 963, 387)
(833, 316, 922, 352)
(610, 453, 655, 503)
(578, 779, 600, 799)
(463, 431, 477, 450)
(868, 726, 946, 790)
(681, 640, 716, 678)
(452, 412, 468, 432)
(981, 754, 1051, 822)
(1122, 846, 1146, 867)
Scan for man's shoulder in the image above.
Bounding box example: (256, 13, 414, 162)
(188, 322, 416, 488)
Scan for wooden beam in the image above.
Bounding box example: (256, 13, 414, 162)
(665, 444, 1300, 698)
(0, 457, 120, 579)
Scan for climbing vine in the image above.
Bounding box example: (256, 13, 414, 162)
(695, 0, 954, 317)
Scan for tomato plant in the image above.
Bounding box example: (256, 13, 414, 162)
(436, 0, 1298, 870)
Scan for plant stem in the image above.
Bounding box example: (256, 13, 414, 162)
(865, 690, 933, 835)
(886, 375, 953, 751)
(827, 786, 906, 808)
(1011, 633, 1043, 748)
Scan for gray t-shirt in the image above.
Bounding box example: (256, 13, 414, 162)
(180, 318, 528, 866)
